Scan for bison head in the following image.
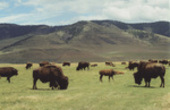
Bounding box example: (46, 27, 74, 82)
(133, 72, 142, 85)
(76, 66, 80, 71)
(13, 69, 18, 75)
(58, 76, 69, 90)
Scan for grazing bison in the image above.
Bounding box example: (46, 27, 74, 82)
(159, 60, 169, 65)
(62, 62, 71, 66)
(25, 62, 33, 69)
(127, 61, 139, 70)
(121, 62, 126, 65)
(39, 61, 50, 67)
(0, 67, 18, 83)
(91, 64, 98, 67)
(148, 59, 158, 63)
(134, 62, 165, 87)
(99, 69, 116, 82)
(33, 65, 69, 90)
(76, 62, 90, 71)
(105, 61, 115, 67)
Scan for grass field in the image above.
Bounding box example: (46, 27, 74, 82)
(0, 62, 170, 110)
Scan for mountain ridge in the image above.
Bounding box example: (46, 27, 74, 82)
(0, 20, 169, 63)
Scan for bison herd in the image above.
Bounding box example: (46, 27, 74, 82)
(0, 59, 169, 90)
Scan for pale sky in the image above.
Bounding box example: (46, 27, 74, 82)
(0, 0, 169, 26)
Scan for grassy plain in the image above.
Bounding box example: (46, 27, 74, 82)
(0, 62, 170, 110)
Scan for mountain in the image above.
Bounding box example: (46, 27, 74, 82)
(92, 20, 170, 37)
(0, 20, 169, 63)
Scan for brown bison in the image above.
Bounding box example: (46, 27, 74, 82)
(105, 61, 115, 67)
(25, 62, 33, 69)
(33, 65, 69, 90)
(121, 62, 126, 65)
(134, 62, 165, 87)
(62, 62, 71, 66)
(0, 67, 18, 83)
(39, 61, 50, 67)
(127, 61, 139, 70)
(91, 64, 98, 67)
(99, 69, 116, 82)
(76, 62, 90, 71)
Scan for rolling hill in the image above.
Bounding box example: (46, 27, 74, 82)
(0, 20, 169, 63)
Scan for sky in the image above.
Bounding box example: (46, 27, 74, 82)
(0, 0, 169, 26)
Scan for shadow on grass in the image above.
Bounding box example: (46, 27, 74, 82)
(29, 88, 67, 91)
(128, 85, 157, 89)
(29, 88, 59, 91)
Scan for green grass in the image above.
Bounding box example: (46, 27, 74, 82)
(0, 63, 170, 110)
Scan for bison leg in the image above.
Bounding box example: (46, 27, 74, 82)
(144, 78, 151, 87)
(148, 78, 151, 87)
(33, 78, 38, 90)
(111, 75, 114, 80)
(100, 75, 103, 82)
(7, 77, 10, 83)
(160, 76, 165, 88)
(50, 81, 58, 90)
(144, 78, 148, 87)
(108, 76, 111, 82)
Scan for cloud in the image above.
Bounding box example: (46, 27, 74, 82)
(0, 14, 31, 23)
(0, 2, 9, 10)
(102, 0, 170, 22)
(0, 0, 169, 25)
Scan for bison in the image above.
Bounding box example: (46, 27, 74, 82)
(62, 62, 71, 66)
(0, 67, 18, 83)
(33, 65, 69, 90)
(127, 61, 139, 70)
(134, 62, 165, 87)
(159, 60, 169, 65)
(99, 69, 116, 82)
(25, 62, 33, 69)
(39, 61, 50, 67)
(76, 62, 90, 71)
(91, 64, 98, 67)
(148, 59, 158, 63)
(105, 61, 115, 67)
(121, 62, 126, 65)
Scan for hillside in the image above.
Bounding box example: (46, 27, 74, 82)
(0, 20, 169, 63)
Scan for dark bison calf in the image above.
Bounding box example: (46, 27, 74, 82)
(76, 62, 90, 71)
(99, 69, 116, 82)
(121, 62, 126, 65)
(62, 62, 71, 66)
(0, 67, 18, 83)
(33, 65, 69, 90)
(134, 62, 165, 87)
(25, 62, 33, 69)
(91, 64, 98, 67)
